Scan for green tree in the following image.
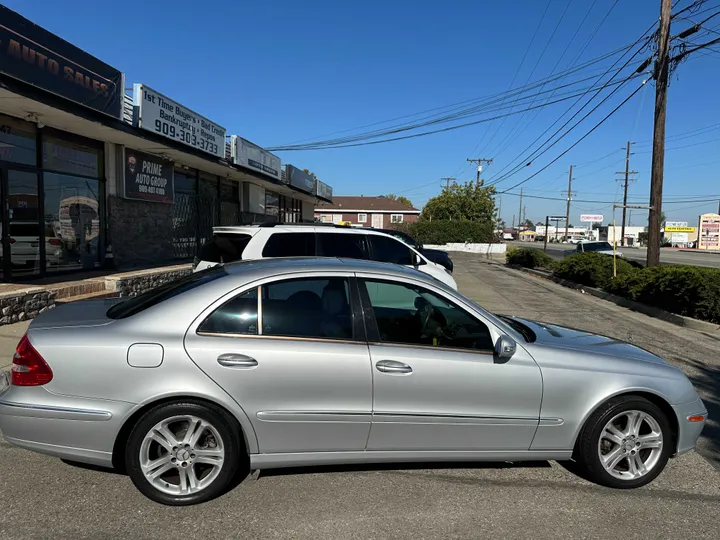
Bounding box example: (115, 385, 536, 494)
(421, 179, 497, 224)
(383, 194, 414, 208)
(520, 218, 534, 230)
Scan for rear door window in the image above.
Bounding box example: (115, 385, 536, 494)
(198, 233, 252, 263)
(368, 234, 414, 265)
(262, 232, 316, 257)
(316, 233, 369, 259)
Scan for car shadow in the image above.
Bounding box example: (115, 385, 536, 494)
(256, 460, 552, 478)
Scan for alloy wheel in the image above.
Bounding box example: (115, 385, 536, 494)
(597, 409, 663, 481)
(139, 415, 225, 496)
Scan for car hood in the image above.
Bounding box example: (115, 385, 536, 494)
(512, 317, 668, 366)
(421, 248, 449, 257)
(29, 299, 122, 329)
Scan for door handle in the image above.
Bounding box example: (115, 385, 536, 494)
(375, 360, 412, 374)
(217, 353, 258, 368)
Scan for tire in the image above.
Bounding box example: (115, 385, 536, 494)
(574, 395, 672, 489)
(125, 400, 244, 506)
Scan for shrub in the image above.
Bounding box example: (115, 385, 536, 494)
(393, 220, 494, 245)
(605, 265, 720, 323)
(552, 252, 637, 289)
(506, 247, 555, 269)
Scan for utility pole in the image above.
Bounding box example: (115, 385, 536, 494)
(617, 141, 638, 246)
(518, 188, 523, 228)
(523, 206, 527, 223)
(512, 214, 515, 229)
(467, 158, 493, 183)
(564, 165, 574, 241)
(441, 177, 455, 190)
(647, 0, 672, 267)
(497, 196, 502, 226)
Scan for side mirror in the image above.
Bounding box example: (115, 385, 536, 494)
(494, 336, 517, 360)
(412, 252, 425, 267)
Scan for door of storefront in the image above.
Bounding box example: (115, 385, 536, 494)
(0, 168, 42, 280)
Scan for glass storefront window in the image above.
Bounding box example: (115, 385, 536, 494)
(219, 180, 239, 225)
(0, 114, 36, 165)
(172, 169, 198, 259)
(266, 190, 279, 218)
(42, 136, 100, 177)
(43, 173, 102, 271)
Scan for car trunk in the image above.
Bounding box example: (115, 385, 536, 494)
(29, 299, 121, 329)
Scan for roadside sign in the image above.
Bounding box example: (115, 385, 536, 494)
(664, 226, 695, 233)
(580, 214, 603, 223)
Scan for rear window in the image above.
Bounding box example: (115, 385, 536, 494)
(262, 232, 315, 257)
(107, 266, 227, 319)
(583, 242, 613, 251)
(198, 233, 252, 263)
(9, 223, 40, 237)
(316, 233, 368, 259)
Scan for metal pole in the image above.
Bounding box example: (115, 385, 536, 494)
(544, 216, 549, 252)
(647, 0, 672, 267)
(621, 141, 631, 246)
(564, 165, 573, 241)
(613, 219, 617, 278)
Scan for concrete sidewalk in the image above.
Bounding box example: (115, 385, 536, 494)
(0, 321, 29, 370)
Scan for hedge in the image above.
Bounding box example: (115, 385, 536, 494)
(393, 220, 494, 245)
(552, 252, 637, 289)
(605, 265, 720, 324)
(506, 247, 555, 269)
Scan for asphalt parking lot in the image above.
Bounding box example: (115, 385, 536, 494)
(1, 253, 719, 540)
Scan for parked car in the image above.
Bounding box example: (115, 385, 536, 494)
(0, 222, 66, 267)
(373, 228, 453, 273)
(193, 223, 457, 289)
(0, 257, 706, 505)
(564, 241, 623, 258)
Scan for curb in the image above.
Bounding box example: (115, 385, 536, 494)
(506, 264, 720, 335)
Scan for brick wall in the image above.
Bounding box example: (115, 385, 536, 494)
(108, 195, 175, 268)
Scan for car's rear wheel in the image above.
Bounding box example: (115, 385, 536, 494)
(574, 396, 672, 489)
(125, 401, 243, 505)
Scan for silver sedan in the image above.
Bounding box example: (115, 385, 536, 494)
(0, 257, 707, 506)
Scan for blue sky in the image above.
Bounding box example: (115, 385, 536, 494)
(4, 0, 720, 226)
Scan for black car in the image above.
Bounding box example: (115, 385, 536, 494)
(376, 228, 453, 273)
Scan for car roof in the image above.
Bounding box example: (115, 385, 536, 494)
(213, 224, 398, 237)
(221, 256, 433, 283)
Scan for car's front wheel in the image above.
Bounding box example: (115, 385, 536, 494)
(125, 401, 243, 505)
(574, 396, 672, 489)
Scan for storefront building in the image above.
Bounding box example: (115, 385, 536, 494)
(0, 5, 332, 281)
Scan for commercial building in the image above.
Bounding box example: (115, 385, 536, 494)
(315, 196, 420, 228)
(0, 5, 333, 282)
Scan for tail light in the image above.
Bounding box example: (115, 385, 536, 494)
(48, 238, 62, 246)
(11, 334, 53, 386)
(9, 238, 15, 245)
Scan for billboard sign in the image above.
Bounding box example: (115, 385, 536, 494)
(0, 5, 123, 118)
(231, 136, 282, 182)
(664, 226, 695, 233)
(316, 180, 333, 201)
(286, 165, 317, 194)
(123, 148, 174, 204)
(580, 214, 603, 223)
(698, 213, 720, 250)
(133, 84, 226, 158)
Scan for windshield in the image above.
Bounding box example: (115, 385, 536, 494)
(107, 266, 227, 319)
(497, 315, 536, 343)
(583, 242, 613, 251)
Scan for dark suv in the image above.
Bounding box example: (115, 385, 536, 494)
(375, 228, 453, 273)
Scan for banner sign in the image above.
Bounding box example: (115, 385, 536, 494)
(665, 221, 688, 228)
(231, 136, 282, 182)
(580, 214, 603, 223)
(0, 5, 123, 118)
(133, 84, 226, 158)
(286, 164, 316, 194)
(316, 180, 333, 201)
(664, 226, 695, 233)
(124, 148, 174, 204)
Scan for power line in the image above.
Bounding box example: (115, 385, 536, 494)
(497, 80, 648, 194)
